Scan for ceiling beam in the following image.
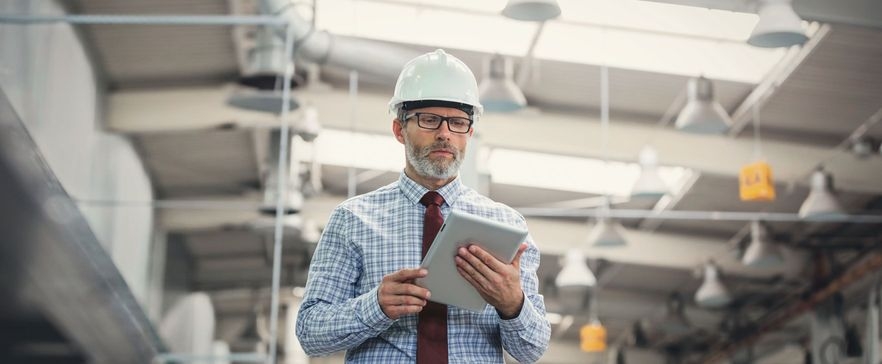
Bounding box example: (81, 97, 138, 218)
(639, 0, 882, 29)
(157, 194, 805, 278)
(107, 86, 882, 195)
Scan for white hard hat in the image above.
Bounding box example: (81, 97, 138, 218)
(389, 49, 483, 119)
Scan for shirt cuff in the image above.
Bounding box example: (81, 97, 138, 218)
(499, 292, 537, 332)
(355, 285, 395, 330)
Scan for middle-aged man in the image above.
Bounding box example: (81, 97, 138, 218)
(296, 49, 551, 363)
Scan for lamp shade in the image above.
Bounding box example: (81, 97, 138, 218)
(555, 250, 596, 288)
(695, 261, 731, 308)
(630, 145, 669, 198)
(479, 54, 527, 112)
(297, 105, 322, 142)
(658, 292, 691, 335)
(742, 220, 783, 268)
(675, 76, 732, 134)
(587, 217, 627, 247)
(227, 88, 299, 114)
(555, 249, 595, 313)
(798, 168, 846, 219)
(501, 0, 561, 22)
(748, 0, 808, 48)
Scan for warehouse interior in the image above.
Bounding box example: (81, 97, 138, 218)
(2, 0, 882, 363)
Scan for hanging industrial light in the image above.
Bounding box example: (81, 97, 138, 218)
(748, 0, 808, 48)
(798, 168, 846, 219)
(587, 217, 627, 247)
(742, 220, 784, 268)
(556, 249, 597, 288)
(478, 54, 527, 112)
(630, 145, 669, 199)
(657, 292, 691, 335)
(501, 0, 561, 22)
(694, 261, 732, 308)
(297, 104, 322, 142)
(258, 128, 304, 215)
(555, 249, 595, 313)
(675, 76, 732, 134)
(228, 26, 300, 114)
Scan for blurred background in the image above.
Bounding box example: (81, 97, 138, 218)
(1, 0, 882, 363)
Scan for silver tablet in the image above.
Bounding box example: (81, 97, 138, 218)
(416, 210, 529, 312)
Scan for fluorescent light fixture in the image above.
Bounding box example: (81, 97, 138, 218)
(742, 220, 783, 268)
(748, 0, 808, 48)
(501, 0, 561, 22)
(798, 168, 846, 219)
(587, 217, 627, 247)
(694, 261, 731, 308)
(675, 76, 732, 134)
(630, 145, 669, 199)
(479, 54, 527, 112)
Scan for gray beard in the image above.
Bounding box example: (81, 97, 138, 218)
(404, 134, 463, 180)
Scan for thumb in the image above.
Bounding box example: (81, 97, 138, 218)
(511, 243, 528, 270)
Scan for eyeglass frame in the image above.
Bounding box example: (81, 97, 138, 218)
(401, 112, 474, 134)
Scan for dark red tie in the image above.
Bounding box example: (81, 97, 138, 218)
(418, 191, 448, 364)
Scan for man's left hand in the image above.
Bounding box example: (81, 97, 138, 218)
(455, 243, 528, 319)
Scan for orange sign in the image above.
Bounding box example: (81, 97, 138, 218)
(739, 160, 776, 201)
(580, 322, 607, 352)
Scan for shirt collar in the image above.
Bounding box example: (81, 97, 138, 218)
(398, 171, 466, 207)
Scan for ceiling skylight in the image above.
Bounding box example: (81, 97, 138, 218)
(297, 129, 692, 198)
(487, 148, 690, 197)
(313, 0, 788, 83)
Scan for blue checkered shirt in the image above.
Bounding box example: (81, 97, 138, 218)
(296, 173, 550, 363)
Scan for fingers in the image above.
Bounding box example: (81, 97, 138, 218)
(379, 268, 432, 320)
(511, 243, 528, 270)
(455, 254, 493, 290)
(463, 245, 507, 272)
(385, 268, 428, 283)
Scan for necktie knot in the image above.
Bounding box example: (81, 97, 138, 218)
(420, 191, 445, 208)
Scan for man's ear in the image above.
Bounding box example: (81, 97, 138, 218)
(392, 119, 406, 144)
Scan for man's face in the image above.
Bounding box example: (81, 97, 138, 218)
(394, 106, 473, 180)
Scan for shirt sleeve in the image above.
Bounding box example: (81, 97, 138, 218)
(499, 233, 552, 363)
(295, 206, 395, 356)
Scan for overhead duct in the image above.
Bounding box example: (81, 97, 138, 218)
(260, 0, 419, 81)
(256, 127, 303, 215)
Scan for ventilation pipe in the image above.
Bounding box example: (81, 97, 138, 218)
(260, 0, 418, 81)
(256, 128, 303, 215)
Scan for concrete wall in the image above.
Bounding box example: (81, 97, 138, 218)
(0, 0, 155, 311)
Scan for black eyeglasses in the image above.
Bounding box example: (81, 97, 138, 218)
(403, 112, 473, 134)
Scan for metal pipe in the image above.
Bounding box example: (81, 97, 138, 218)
(0, 14, 287, 26)
(154, 353, 266, 363)
(262, 0, 417, 80)
(266, 23, 297, 364)
(516, 207, 882, 223)
(700, 252, 882, 363)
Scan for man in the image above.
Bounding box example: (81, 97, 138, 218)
(296, 49, 550, 363)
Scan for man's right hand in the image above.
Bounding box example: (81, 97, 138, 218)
(378, 268, 431, 320)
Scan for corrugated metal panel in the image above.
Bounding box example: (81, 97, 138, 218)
(135, 129, 259, 198)
(757, 23, 882, 139)
(75, 0, 239, 87)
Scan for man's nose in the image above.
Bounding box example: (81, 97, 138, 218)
(434, 120, 452, 139)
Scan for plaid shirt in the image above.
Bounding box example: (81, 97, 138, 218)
(296, 173, 550, 363)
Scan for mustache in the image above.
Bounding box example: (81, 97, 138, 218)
(420, 141, 458, 157)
